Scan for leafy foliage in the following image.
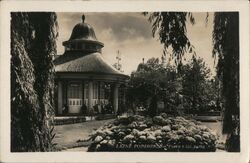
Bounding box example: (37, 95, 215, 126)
(11, 12, 58, 152)
(145, 12, 195, 65)
(127, 56, 218, 116)
(213, 12, 239, 152)
(112, 62, 123, 72)
(180, 57, 216, 113)
(127, 58, 179, 115)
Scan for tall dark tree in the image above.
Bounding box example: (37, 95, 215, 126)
(212, 12, 239, 152)
(146, 12, 239, 151)
(11, 12, 58, 152)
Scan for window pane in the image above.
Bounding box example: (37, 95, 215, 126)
(68, 82, 82, 98)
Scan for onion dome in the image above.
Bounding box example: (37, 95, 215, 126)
(62, 14, 104, 53)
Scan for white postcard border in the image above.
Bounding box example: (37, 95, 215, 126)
(0, 1, 249, 163)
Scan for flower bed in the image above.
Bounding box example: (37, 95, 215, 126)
(88, 114, 218, 152)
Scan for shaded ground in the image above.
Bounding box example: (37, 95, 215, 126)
(202, 121, 224, 140)
(202, 121, 227, 151)
(53, 117, 225, 152)
(53, 119, 114, 151)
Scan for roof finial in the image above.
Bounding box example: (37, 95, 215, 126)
(82, 14, 85, 23)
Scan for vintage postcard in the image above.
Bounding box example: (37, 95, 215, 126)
(0, 0, 249, 163)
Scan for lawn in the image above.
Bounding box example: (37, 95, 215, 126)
(53, 119, 114, 151)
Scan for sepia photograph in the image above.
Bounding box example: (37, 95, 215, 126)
(10, 11, 239, 152)
(0, 1, 249, 163)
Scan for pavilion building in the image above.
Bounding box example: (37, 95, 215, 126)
(54, 15, 129, 116)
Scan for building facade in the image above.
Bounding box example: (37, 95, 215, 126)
(54, 15, 128, 116)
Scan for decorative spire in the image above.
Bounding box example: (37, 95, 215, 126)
(82, 14, 85, 23)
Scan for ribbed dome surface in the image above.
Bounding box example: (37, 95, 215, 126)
(69, 22, 98, 42)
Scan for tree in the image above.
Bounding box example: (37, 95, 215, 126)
(145, 12, 239, 151)
(127, 57, 179, 116)
(144, 12, 196, 65)
(112, 62, 123, 72)
(212, 12, 239, 152)
(180, 57, 212, 113)
(11, 12, 58, 152)
(113, 50, 124, 72)
(209, 76, 222, 112)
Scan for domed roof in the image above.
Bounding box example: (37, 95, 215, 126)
(62, 14, 103, 47)
(55, 14, 129, 81)
(69, 15, 98, 42)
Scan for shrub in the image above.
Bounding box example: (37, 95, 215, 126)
(88, 114, 218, 152)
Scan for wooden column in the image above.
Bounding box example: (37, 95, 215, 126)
(82, 80, 85, 104)
(98, 81, 101, 103)
(81, 80, 85, 114)
(63, 80, 68, 107)
(57, 81, 63, 115)
(113, 83, 119, 114)
(88, 81, 93, 111)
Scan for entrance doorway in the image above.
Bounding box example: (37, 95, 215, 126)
(67, 82, 82, 113)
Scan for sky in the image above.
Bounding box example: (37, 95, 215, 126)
(56, 12, 216, 76)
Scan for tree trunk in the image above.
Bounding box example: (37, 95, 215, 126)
(213, 12, 240, 152)
(11, 12, 58, 152)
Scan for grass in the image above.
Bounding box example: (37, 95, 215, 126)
(53, 119, 114, 151)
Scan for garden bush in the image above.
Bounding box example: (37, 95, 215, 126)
(88, 114, 218, 152)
